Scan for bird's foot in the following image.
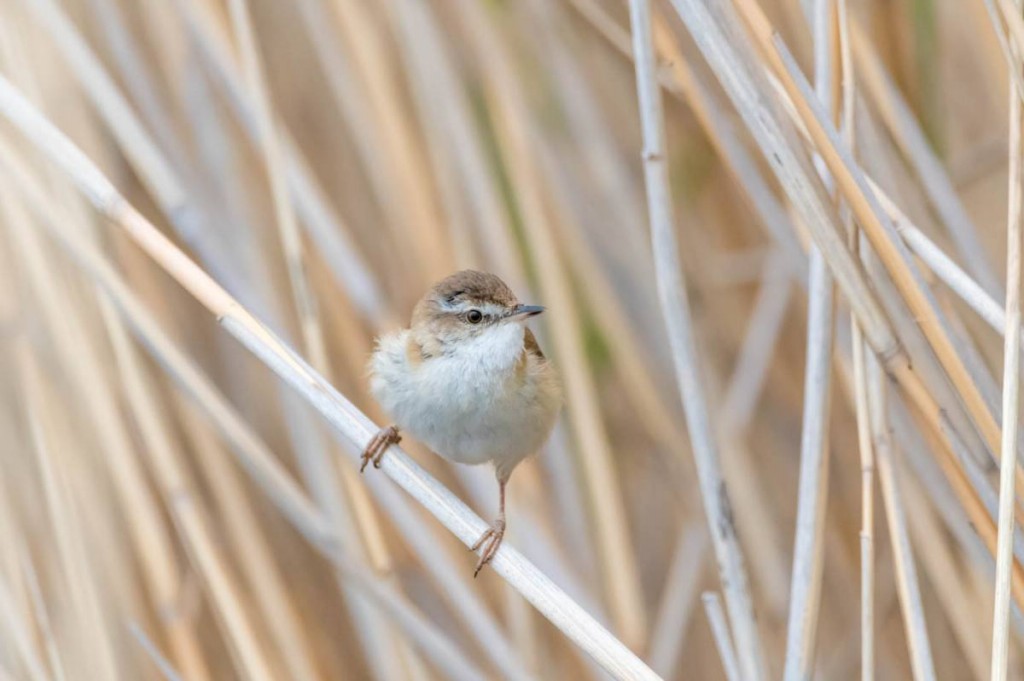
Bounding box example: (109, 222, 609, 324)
(470, 518, 506, 577)
(360, 425, 401, 472)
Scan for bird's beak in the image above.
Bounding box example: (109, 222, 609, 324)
(509, 304, 544, 320)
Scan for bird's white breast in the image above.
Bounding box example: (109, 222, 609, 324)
(369, 324, 559, 476)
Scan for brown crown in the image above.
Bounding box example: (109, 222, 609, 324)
(413, 270, 519, 324)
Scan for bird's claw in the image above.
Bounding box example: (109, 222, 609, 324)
(360, 426, 401, 473)
(471, 519, 506, 577)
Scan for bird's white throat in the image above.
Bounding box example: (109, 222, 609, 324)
(449, 322, 525, 376)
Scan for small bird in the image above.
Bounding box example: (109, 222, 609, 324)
(363, 270, 562, 575)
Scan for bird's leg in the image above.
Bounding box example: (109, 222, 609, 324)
(360, 425, 401, 472)
(471, 477, 507, 577)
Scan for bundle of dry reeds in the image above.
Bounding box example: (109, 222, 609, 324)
(0, 0, 1020, 679)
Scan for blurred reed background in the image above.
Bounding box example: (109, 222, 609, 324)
(0, 0, 1019, 679)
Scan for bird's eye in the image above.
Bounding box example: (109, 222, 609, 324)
(466, 309, 483, 324)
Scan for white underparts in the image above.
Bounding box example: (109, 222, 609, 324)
(369, 321, 561, 480)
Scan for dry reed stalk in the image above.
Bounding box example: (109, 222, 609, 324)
(502, 580, 540, 678)
(354, 474, 537, 680)
(895, 403, 1000, 603)
(992, 3, 1024, 675)
(856, 199, 1024, 540)
(226, 0, 321, 375)
(834, 2, 876, 677)
(867, 362, 938, 681)
(873, 175, 1024, 470)
(931, 414, 1024, 607)
(529, 136, 688, 591)
(665, 0, 978, 669)
(883, 344, 1024, 610)
(627, 1, 767, 678)
(701, 591, 743, 681)
(524, 85, 727, 655)
(540, 425, 602, 596)
(719, 435, 791, 616)
(782, 2, 836, 677)
(482, 15, 673, 604)
(0, 72, 660, 681)
(794, 115, 1011, 499)
(3, 31, 313, 672)
(852, 151, 878, 674)
(893, 211, 1008, 332)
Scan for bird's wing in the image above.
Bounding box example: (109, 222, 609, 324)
(524, 327, 546, 360)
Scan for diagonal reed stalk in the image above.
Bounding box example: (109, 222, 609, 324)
(0, 72, 660, 681)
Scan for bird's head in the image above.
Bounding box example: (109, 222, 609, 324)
(411, 270, 543, 349)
